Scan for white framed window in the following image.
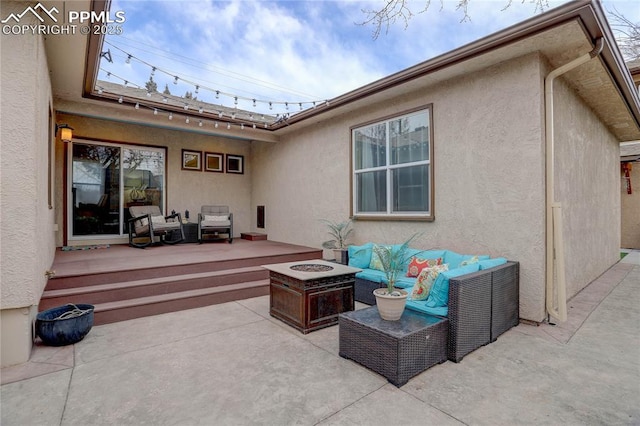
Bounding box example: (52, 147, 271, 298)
(352, 106, 433, 220)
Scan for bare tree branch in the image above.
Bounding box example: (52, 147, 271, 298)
(607, 6, 640, 61)
(359, 0, 551, 40)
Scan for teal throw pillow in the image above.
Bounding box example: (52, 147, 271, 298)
(348, 243, 374, 269)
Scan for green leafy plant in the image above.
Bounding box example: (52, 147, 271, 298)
(373, 233, 422, 295)
(321, 219, 354, 250)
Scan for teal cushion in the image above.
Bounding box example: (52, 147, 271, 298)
(426, 263, 481, 308)
(355, 269, 387, 283)
(348, 243, 373, 269)
(443, 250, 465, 269)
(478, 257, 508, 270)
(406, 299, 448, 317)
(394, 276, 417, 289)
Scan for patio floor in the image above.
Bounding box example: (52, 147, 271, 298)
(2, 254, 639, 425)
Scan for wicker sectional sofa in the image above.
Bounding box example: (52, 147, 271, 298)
(348, 244, 520, 362)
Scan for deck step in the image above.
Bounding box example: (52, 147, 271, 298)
(93, 279, 270, 325)
(40, 241, 323, 325)
(39, 266, 268, 310)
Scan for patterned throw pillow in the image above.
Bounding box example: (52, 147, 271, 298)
(406, 257, 443, 277)
(460, 255, 479, 267)
(410, 264, 449, 301)
(369, 244, 391, 271)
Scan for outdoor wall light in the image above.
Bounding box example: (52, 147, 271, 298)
(56, 124, 74, 143)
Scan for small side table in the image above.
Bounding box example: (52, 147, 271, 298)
(181, 222, 198, 243)
(339, 306, 448, 386)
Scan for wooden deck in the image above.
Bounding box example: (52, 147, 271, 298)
(41, 239, 323, 325)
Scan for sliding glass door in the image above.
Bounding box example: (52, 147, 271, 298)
(69, 141, 166, 239)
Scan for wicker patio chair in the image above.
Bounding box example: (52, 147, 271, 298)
(198, 205, 233, 243)
(128, 205, 184, 248)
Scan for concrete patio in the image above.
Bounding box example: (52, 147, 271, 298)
(2, 254, 639, 425)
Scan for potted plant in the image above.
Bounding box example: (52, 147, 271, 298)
(321, 219, 354, 264)
(372, 234, 421, 320)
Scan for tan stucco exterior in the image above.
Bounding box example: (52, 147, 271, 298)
(2, 0, 639, 366)
(553, 76, 622, 301)
(53, 114, 253, 247)
(1, 1, 57, 366)
(253, 53, 550, 321)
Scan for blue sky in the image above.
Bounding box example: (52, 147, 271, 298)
(101, 0, 640, 116)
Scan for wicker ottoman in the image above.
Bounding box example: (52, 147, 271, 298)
(339, 306, 448, 387)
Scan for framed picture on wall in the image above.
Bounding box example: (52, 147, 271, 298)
(204, 152, 224, 173)
(226, 154, 244, 174)
(182, 149, 202, 171)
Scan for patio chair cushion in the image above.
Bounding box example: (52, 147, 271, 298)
(201, 219, 232, 228)
(152, 221, 181, 231)
(204, 214, 228, 222)
(426, 263, 481, 308)
(478, 257, 508, 270)
(355, 269, 386, 283)
(348, 243, 373, 268)
(410, 264, 449, 301)
(151, 215, 166, 224)
(405, 299, 448, 317)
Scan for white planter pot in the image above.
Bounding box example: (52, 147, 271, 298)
(373, 288, 408, 321)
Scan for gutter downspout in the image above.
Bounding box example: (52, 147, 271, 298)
(544, 37, 603, 323)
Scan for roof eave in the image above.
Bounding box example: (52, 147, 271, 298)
(272, 0, 640, 137)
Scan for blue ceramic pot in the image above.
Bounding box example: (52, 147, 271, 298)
(36, 304, 94, 346)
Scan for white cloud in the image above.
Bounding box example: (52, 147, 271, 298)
(103, 0, 638, 117)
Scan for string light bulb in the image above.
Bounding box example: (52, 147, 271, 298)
(134, 102, 139, 109)
(195, 85, 199, 95)
(118, 96, 123, 104)
(168, 112, 173, 120)
(198, 120, 203, 127)
(153, 108, 158, 115)
(198, 106, 203, 114)
(173, 76, 179, 85)
(125, 54, 132, 64)
(185, 117, 190, 124)
(226, 123, 231, 130)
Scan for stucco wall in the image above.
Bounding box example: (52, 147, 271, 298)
(1, 2, 56, 366)
(621, 163, 640, 249)
(253, 53, 548, 322)
(553, 77, 621, 300)
(54, 114, 252, 246)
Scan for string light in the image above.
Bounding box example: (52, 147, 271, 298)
(185, 117, 190, 124)
(99, 43, 328, 117)
(118, 96, 123, 103)
(125, 54, 132, 64)
(168, 112, 173, 120)
(198, 120, 203, 127)
(153, 108, 158, 115)
(135, 102, 139, 109)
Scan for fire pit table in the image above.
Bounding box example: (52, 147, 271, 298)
(262, 260, 361, 334)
